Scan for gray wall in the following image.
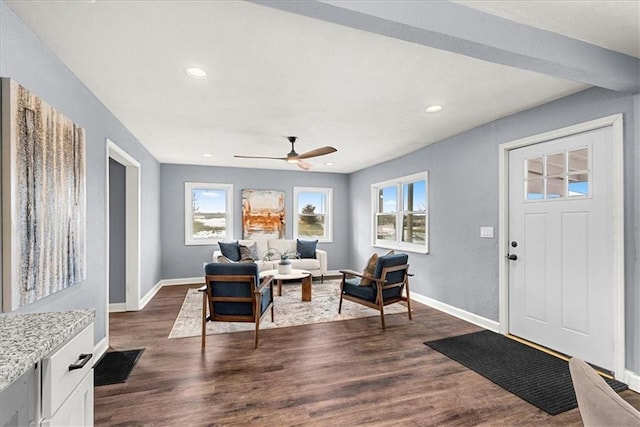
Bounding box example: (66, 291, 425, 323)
(349, 87, 639, 374)
(0, 1, 163, 343)
(109, 159, 126, 304)
(160, 164, 349, 279)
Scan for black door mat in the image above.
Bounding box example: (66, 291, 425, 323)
(424, 330, 627, 415)
(94, 349, 144, 386)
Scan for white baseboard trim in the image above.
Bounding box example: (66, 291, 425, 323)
(139, 277, 205, 310)
(624, 370, 640, 393)
(109, 303, 126, 313)
(411, 292, 500, 332)
(160, 277, 204, 286)
(93, 337, 109, 363)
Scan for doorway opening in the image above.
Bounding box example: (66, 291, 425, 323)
(106, 139, 141, 343)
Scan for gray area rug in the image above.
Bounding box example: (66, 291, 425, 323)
(169, 279, 408, 338)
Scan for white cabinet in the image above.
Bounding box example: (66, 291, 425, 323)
(41, 323, 94, 427)
(0, 367, 37, 427)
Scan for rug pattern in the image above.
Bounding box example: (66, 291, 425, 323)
(169, 280, 408, 338)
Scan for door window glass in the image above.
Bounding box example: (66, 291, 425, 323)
(524, 147, 590, 201)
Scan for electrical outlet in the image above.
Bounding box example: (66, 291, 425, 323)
(480, 227, 494, 239)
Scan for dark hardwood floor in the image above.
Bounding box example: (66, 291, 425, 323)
(95, 284, 640, 426)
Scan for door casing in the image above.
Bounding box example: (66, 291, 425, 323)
(498, 114, 625, 378)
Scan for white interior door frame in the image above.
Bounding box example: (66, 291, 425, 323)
(105, 139, 142, 342)
(498, 114, 625, 378)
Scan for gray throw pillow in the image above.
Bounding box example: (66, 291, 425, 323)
(239, 242, 259, 262)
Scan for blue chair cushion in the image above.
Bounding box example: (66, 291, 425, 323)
(343, 276, 405, 302)
(204, 263, 271, 317)
(297, 239, 318, 259)
(219, 240, 241, 261)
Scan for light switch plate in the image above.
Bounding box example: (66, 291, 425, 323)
(480, 227, 494, 239)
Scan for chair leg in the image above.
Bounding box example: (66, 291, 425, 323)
(338, 275, 345, 313)
(254, 316, 260, 349)
(201, 291, 207, 348)
(321, 274, 324, 283)
(377, 285, 385, 329)
(271, 302, 274, 322)
(405, 281, 413, 321)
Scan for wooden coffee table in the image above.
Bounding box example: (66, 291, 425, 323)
(260, 269, 312, 301)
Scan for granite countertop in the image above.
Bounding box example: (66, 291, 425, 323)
(0, 309, 94, 391)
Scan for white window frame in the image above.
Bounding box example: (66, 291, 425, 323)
(185, 182, 233, 245)
(293, 186, 333, 243)
(371, 172, 428, 254)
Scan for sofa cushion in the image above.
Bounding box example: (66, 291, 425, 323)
(297, 239, 318, 259)
(219, 241, 241, 262)
(267, 239, 297, 259)
(292, 258, 320, 271)
(239, 242, 259, 261)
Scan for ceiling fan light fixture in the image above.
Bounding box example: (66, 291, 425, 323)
(425, 105, 443, 113)
(287, 158, 300, 164)
(185, 67, 207, 79)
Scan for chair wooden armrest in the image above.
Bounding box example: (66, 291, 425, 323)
(256, 274, 274, 292)
(339, 269, 378, 282)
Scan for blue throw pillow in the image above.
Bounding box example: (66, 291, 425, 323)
(297, 239, 318, 259)
(219, 241, 241, 262)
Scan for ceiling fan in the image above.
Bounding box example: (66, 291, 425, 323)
(234, 136, 337, 170)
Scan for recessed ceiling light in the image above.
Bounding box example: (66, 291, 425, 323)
(185, 67, 207, 79)
(425, 105, 443, 113)
(202, 153, 213, 158)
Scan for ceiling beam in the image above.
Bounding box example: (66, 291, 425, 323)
(250, 0, 639, 94)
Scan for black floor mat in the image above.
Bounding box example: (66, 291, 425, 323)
(425, 330, 627, 415)
(94, 349, 144, 386)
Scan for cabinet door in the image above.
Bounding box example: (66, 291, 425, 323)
(0, 367, 37, 427)
(41, 373, 93, 427)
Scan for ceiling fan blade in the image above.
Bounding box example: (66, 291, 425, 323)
(297, 161, 312, 170)
(296, 146, 337, 160)
(234, 155, 287, 160)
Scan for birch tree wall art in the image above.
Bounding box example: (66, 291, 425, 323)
(2, 78, 86, 312)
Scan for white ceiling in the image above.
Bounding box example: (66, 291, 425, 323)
(6, 1, 638, 173)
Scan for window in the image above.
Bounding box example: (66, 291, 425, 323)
(372, 172, 428, 253)
(185, 182, 233, 245)
(525, 146, 590, 201)
(293, 187, 333, 242)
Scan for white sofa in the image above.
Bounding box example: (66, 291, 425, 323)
(212, 239, 327, 280)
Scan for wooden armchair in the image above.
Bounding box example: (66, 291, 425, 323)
(339, 253, 412, 329)
(201, 263, 274, 348)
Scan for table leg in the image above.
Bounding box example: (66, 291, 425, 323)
(278, 279, 283, 296)
(301, 275, 312, 302)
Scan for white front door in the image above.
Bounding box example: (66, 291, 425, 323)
(508, 126, 616, 371)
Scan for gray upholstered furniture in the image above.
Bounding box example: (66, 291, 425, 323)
(202, 263, 274, 348)
(569, 357, 640, 426)
(213, 239, 328, 280)
(338, 253, 412, 329)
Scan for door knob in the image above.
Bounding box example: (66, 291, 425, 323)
(507, 254, 518, 261)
